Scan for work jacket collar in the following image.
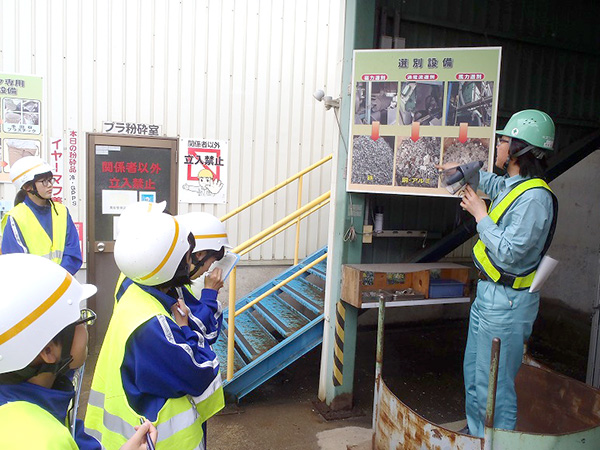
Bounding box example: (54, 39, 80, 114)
(0, 376, 74, 423)
(24, 195, 51, 213)
(134, 282, 179, 312)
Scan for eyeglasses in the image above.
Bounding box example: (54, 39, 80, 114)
(496, 137, 511, 147)
(36, 178, 55, 187)
(73, 308, 96, 327)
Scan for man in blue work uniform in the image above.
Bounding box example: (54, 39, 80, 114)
(1, 156, 82, 274)
(458, 110, 558, 436)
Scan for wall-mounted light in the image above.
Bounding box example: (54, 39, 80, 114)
(313, 89, 340, 110)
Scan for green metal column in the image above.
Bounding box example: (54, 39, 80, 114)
(318, 0, 375, 410)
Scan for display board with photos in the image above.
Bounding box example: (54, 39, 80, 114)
(347, 47, 501, 197)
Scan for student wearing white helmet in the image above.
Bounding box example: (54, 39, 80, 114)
(113, 200, 168, 301)
(0, 253, 157, 450)
(85, 213, 224, 450)
(0, 156, 82, 274)
(175, 212, 232, 347)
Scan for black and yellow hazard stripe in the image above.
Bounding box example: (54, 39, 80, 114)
(333, 301, 346, 387)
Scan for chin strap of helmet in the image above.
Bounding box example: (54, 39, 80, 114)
(0, 325, 76, 384)
(189, 247, 225, 279)
(510, 144, 535, 159)
(504, 142, 537, 172)
(24, 183, 58, 215)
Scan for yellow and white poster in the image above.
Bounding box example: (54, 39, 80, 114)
(178, 138, 228, 204)
(347, 47, 501, 197)
(0, 73, 43, 183)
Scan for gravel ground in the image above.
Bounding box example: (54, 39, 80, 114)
(351, 135, 395, 185)
(442, 138, 490, 171)
(394, 137, 441, 188)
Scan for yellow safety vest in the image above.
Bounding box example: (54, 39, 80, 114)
(472, 178, 557, 290)
(84, 283, 224, 450)
(113, 277, 224, 424)
(0, 202, 68, 263)
(0, 401, 78, 450)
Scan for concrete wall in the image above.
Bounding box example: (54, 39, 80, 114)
(546, 150, 600, 314)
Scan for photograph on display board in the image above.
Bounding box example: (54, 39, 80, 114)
(394, 136, 441, 188)
(354, 81, 398, 125)
(3, 138, 40, 168)
(2, 98, 41, 133)
(445, 81, 494, 127)
(350, 135, 395, 186)
(441, 137, 490, 171)
(398, 81, 444, 126)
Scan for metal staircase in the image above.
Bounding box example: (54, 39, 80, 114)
(213, 247, 328, 402)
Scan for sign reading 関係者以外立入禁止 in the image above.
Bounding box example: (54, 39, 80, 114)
(178, 138, 228, 204)
(348, 47, 501, 197)
(0, 73, 44, 184)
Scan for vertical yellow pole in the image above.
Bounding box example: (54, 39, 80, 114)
(294, 176, 303, 265)
(227, 267, 237, 380)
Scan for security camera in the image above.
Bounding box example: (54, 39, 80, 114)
(313, 89, 325, 102)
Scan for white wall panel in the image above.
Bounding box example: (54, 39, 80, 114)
(0, 0, 344, 263)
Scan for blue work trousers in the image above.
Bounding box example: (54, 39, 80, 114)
(464, 280, 539, 437)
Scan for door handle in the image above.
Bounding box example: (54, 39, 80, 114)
(96, 242, 105, 252)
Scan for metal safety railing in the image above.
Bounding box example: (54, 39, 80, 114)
(220, 154, 332, 381)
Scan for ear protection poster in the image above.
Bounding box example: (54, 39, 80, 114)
(347, 47, 501, 197)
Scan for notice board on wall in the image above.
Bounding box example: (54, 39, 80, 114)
(347, 47, 501, 197)
(93, 144, 173, 242)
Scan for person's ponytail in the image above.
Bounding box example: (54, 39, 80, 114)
(14, 189, 27, 206)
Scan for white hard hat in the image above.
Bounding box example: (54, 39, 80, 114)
(176, 212, 232, 252)
(9, 156, 53, 191)
(116, 200, 167, 238)
(0, 254, 97, 374)
(114, 213, 192, 286)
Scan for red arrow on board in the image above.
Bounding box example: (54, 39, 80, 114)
(411, 121, 420, 142)
(371, 121, 380, 141)
(0, 161, 7, 168)
(459, 122, 469, 143)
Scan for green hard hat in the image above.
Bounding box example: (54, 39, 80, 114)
(497, 109, 555, 151)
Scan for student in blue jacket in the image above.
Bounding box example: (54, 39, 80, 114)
(0, 253, 157, 450)
(1, 156, 82, 274)
(85, 212, 224, 449)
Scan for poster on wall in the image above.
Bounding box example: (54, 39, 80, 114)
(347, 47, 501, 197)
(49, 137, 65, 203)
(0, 73, 43, 183)
(178, 138, 228, 204)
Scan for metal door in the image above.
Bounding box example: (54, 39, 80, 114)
(86, 134, 178, 347)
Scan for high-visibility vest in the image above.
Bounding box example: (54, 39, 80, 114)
(112, 277, 225, 423)
(472, 178, 558, 290)
(0, 202, 68, 263)
(84, 283, 224, 450)
(0, 400, 78, 450)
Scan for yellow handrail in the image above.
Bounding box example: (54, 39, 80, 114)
(239, 200, 330, 257)
(220, 154, 332, 222)
(223, 155, 332, 381)
(226, 195, 330, 380)
(235, 253, 327, 317)
(231, 191, 330, 255)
